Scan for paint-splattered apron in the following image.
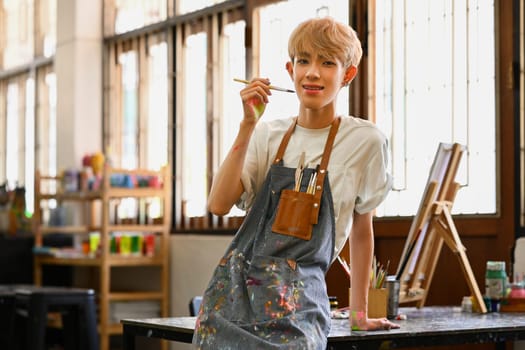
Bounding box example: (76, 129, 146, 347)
(193, 117, 341, 350)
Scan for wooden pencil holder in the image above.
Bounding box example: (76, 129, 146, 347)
(349, 288, 388, 318)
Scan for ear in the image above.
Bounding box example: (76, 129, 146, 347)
(285, 61, 294, 80)
(343, 65, 358, 86)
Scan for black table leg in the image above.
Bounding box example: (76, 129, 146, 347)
(122, 325, 136, 350)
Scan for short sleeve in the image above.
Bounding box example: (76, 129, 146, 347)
(354, 134, 392, 214)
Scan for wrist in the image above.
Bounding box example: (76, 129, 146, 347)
(350, 310, 367, 331)
(239, 118, 257, 131)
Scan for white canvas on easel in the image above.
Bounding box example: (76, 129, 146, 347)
(395, 143, 487, 313)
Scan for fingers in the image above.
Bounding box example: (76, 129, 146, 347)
(240, 78, 272, 120)
(240, 78, 272, 104)
(376, 318, 400, 330)
(353, 317, 400, 331)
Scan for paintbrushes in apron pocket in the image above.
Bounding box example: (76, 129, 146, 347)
(294, 152, 305, 191)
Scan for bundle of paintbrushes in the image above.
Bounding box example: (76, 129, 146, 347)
(370, 256, 390, 289)
(337, 255, 351, 279)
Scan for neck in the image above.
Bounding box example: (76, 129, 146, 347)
(297, 105, 337, 129)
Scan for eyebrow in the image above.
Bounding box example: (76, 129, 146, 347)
(295, 51, 312, 58)
(296, 51, 336, 62)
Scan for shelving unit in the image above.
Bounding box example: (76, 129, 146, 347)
(33, 166, 172, 350)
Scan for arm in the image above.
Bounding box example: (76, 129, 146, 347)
(207, 78, 272, 215)
(349, 211, 399, 330)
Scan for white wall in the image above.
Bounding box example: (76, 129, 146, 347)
(169, 234, 233, 350)
(56, 0, 103, 169)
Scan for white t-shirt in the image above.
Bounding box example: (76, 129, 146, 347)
(237, 115, 392, 260)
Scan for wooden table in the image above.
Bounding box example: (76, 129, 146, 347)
(121, 306, 525, 349)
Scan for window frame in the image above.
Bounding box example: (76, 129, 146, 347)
(373, 0, 515, 240)
(99, 0, 513, 237)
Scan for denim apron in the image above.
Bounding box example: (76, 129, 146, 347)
(193, 117, 340, 350)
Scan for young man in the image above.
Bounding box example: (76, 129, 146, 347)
(193, 16, 399, 350)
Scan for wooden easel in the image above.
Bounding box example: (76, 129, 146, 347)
(395, 143, 487, 313)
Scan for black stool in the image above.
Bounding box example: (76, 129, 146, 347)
(0, 285, 18, 350)
(15, 286, 99, 350)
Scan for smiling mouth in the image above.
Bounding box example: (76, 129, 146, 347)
(303, 85, 324, 91)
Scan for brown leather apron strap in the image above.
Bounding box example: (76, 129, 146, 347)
(272, 117, 341, 224)
(311, 117, 340, 223)
(274, 118, 298, 164)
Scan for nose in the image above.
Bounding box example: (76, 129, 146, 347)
(306, 63, 320, 80)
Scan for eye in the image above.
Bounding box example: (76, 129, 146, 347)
(323, 60, 336, 66)
(296, 58, 309, 65)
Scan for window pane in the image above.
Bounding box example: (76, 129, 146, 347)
(114, 0, 167, 34)
(25, 78, 35, 213)
(182, 33, 207, 217)
(220, 20, 245, 217)
(374, 0, 496, 216)
(2, 0, 34, 68)
(6, 82, 19, 187)
(45, 72, 57, 177)
(39, 0, 56, 57)
(257, 0, 349, 122)
(6, 83, 24, 188)
(0, 84, 5, 182)
(36, 72, 57, 200)
(119, 51, 139, 169)
(177, 0, 227, 15)
(147, 42, 168, 170)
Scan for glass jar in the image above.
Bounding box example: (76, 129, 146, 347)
(485, 261, 507, 300)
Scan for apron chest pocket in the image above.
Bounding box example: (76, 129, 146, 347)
(272, 189, 317, 240)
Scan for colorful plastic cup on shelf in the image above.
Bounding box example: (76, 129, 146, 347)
(82, 239, 90, 256)
(91, 152, 105, 176)
(122, 175, 134, 188)
(149, 176, 161, 188)
(110, 235, 117, 254)
(89, 232, 100, 257)
(120, 234, 131, 256)
(144, 234, 155, 257)
(131, 234, 142, 256)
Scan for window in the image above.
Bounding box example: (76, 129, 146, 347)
(119, 49, 139, 169)
(147, 42, 168, 170)
(177, 0, 228, 15)
(36, 69, 57, 178)
(219, 20, 246, 219)
(24, 77, 35, 213)
(101, 0, 501, 232)
(2, 0, 34, 68)
(175, 13, 247, 229)
(35, 68, 57, 208)
(104, 34, 169, 223)
(373, 0, 496, 216)
(5, 81, 21, 186)
(0, 0, 56, 216)
(108, 0, 168, 35)
(105, 34, 169, 171)
(39, 0, 57, 57)
(180, 31, 208, 222)
(1, 75, 38, 212)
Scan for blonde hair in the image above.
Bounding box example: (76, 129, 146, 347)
(288, 17, 362, 68)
